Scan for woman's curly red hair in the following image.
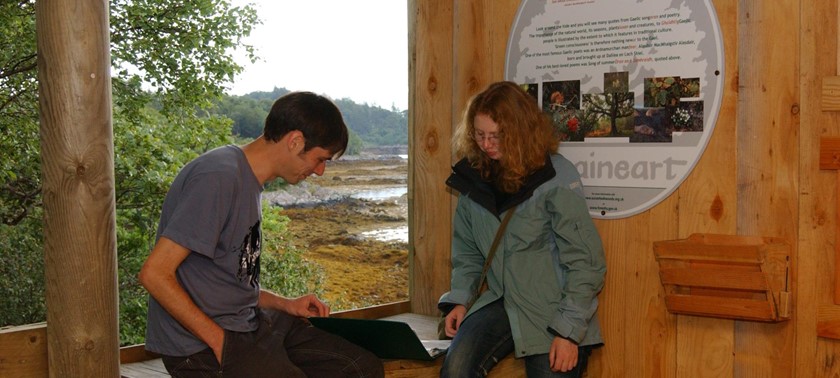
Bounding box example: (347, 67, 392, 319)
(453, 81, 559, 193)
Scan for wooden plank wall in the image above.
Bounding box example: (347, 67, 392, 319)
(735, 2, 798, 376)
(410, 0, 840, 375)
(807, 0, 840, 377)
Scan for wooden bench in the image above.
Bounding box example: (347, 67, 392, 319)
(120, 313, 524, 377)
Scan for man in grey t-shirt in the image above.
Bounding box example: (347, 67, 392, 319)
(140, 92, 383, 377)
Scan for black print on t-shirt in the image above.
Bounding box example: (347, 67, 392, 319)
(236, 220, 261, 288)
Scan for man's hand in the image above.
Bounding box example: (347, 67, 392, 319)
(287, 294, 330, 317)
(549, 336, 578, 372)
(444, 305, 467, 338)
(260, 292, 331, 318)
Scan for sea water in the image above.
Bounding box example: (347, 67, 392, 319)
(353, 186, 408, 243)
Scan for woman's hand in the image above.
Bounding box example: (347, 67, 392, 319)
(549, 336, 578, 372)
(444, 305, 467, 337)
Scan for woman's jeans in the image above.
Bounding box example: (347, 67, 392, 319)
(161, 308, 384, 378)
(440, 299, 592, 378)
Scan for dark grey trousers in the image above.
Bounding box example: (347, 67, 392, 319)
(161, 309, 384, 378)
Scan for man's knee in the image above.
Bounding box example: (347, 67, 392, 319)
(350, 349, 384, 378)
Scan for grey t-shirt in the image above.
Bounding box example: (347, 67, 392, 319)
(145, 145, 263, 356)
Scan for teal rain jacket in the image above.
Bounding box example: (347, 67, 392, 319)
(438, 154, 606, 357)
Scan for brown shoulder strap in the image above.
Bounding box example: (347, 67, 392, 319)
(467, 208, 515, 310)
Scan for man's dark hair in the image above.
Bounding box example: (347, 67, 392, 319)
(264, 91, 348, 158)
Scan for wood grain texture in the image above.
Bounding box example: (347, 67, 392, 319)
(822, 76, 840, 111)
(817, 137, 840, 306)
(654, 235, 791, 321)
(0, 324, 47, 377)
(454, 0, 492, 107)
(624, 204, 678, 378)
(409, 0, 455, 315)
(676, 316, 734, 378)
(817, 138, 840, 305)
(804, 0, 840, 376)
(35, 0, 119, 376)
(736, 1, 800, 376)
(669, 0, 739, 375)
(818, 137, 840, 169)
(817, 305, 840, 339)
(589, 218, 628, 377)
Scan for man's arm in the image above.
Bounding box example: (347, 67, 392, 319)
(138, 237, 225, 362)
(257, 290, 330, 318)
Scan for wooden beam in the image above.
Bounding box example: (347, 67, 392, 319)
(35, 0, 120, 375)
(408, 0, 456, 315)
(0, 324, 47, 377)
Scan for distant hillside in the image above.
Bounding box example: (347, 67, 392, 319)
(212, 87, 408, 154)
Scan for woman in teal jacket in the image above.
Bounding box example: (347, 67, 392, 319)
(438, 81, 606, 377)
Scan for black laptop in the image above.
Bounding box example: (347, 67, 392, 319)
(308, 317, 449, 361)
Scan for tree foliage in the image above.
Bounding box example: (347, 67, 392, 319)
(0, 0, 261, 344)
(113, 107, 233, 345)
(334, 98, 408, 146)
(259, 202, 325, 298)
(0, 0, 39, 227)
(213, 89, 281, 138)
(211, 88, 404, 153)
(1, 0, 259, 227)
(0, 0, 405, 345)
(110, 0, 259, 115)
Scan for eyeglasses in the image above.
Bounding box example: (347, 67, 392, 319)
(473, 131, 502, 145)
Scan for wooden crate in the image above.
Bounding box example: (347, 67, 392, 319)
(653, 233, 791, 322)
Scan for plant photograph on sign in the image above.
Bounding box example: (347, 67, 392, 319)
(630, 107, 674, 143)
(542, 80, 581, 111)
(644, 76, 683, 107)
(680, 77, 701, 98)
(520, 83, 539, 103)
(604, 71, 629, 94)
(672, 100, 704, 132)
(542, 80, 583, 141)
(582, 92, 635, 138)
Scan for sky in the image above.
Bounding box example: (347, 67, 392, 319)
(228, 0, 409, 111)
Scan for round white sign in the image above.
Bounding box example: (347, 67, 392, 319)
(505, 0, 724, 219)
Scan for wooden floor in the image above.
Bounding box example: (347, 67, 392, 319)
(121, 359, 169, 378)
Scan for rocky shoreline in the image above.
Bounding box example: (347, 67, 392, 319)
(266, 155, 410, 310)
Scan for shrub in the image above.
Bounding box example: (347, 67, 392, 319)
(259, 202, 325, 298)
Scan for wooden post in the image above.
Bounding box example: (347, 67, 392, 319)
(408, 0, 456, 315)
(35, 0, 120, 376)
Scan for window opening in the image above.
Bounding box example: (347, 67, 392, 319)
(228, 0, 410, 312)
